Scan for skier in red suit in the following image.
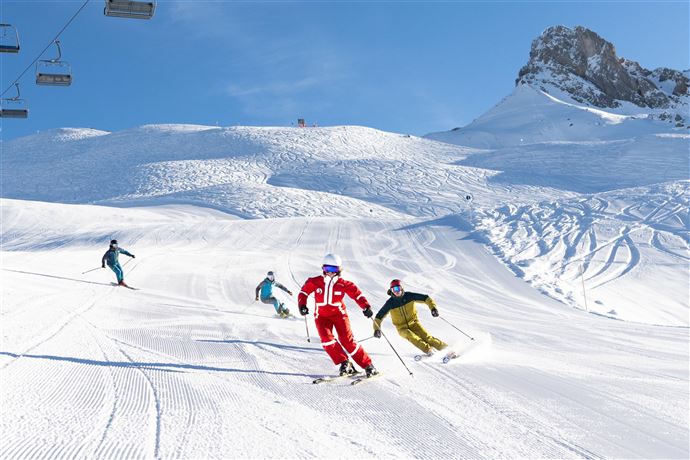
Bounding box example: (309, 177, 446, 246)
(298, 253, 379, 378)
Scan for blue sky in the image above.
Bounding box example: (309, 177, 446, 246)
(1, 1, 688, 140)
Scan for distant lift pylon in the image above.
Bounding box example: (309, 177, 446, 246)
(104, 0, 156, 19)
(0, 83, 29, 118)
(0, 23, 20, 53)
(36, 40, 72, 86)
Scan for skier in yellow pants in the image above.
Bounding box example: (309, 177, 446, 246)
(373, 279, 447, 357)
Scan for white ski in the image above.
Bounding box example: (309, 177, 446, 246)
(312, 372, 363, 384)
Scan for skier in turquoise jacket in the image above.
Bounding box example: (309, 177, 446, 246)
(255, 271, 293, 317)
(102, 239, 135, 287)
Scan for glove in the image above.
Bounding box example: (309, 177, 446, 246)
(288, 291, 293, 296)
(101, 264, 105, 268)
(374, 329, 382, 338)
(255, 296, 259, 302)
(299, 305, 309, 316)
(363, 307, 373, 318)
(132, 255, 136, 258)
(431, 308, 439, 317)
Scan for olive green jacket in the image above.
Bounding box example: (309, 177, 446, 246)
(374, 291, 437, 330)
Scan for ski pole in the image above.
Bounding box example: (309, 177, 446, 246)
(81, 266, 102, 275)
(304, 316, 311, 343)
(372, 320, 413, 376)
(440, 316, 474, 341)
(358, 335, 375, 343)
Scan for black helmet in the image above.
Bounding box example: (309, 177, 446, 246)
(110, 239, 118, 245)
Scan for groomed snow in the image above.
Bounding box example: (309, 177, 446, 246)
(1, 199, 687, 458)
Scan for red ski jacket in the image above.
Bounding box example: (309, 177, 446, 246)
(298, 275, 371, 317)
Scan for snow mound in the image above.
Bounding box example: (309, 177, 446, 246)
(477, 181, 689, 326)
(426, 84, 680, 149)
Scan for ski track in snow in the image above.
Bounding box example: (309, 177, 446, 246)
(479, 181, 689, 325)
(1, 200, 688, 459)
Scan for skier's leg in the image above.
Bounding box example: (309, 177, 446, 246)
(315, 313, 348, 365)
(333, 314, 372, 369)
(270, 297, 282, 314)
(109, 263, 124, 283)
(409, 321, 448, 350)
(397, 326, 432, 353)
(260, 297, 281, 313)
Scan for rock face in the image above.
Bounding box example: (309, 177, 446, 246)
(517, 25, 689, 127)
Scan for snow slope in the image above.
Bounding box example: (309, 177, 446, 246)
(425, 84, 689, 323)
(3, 123, 688, 324)
(425, 84, 682, 150)
(1, 199, 687, 459)
(3, 125, 561, 218)
(478, 181, 689, 325)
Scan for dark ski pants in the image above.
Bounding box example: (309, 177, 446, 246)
(260, 296, 284, 313)
(108, 262, 124, 283)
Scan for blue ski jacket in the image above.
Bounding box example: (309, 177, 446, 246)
(102, 247, 134, 267)
(255, 278, 290, 299)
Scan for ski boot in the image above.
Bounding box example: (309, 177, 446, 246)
(364, 364, 379, 378)
(118, 280, 128, 287)
(339, 360, 357, 376)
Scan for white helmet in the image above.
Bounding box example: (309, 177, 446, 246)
(322, 253, 342, 269)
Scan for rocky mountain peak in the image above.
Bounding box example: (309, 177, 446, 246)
(517, 25, 688, 128)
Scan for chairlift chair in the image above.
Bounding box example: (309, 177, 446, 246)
(0, 24, 20, 53)
(104, 0, 156, 19)
(36, 40, 72, 86)
(0, 84, 28, 118)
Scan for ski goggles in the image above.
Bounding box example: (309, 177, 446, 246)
(391, 285, 403, 294)
(111, 244, 118, 249)
(322, 265, 340, 273)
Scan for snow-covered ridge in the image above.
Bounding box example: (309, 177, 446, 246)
(426, 84, 687, 149)
(517, 25, 688, 128)
(427, 26, 688, 149)
(1, 124, 561, 218)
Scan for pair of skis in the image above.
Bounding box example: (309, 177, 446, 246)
(414, 350, 459, 364)
(111, 282, 139, 290)
(312, 371, 381, 386)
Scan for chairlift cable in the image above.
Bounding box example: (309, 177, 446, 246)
(0, 0, 90, 97)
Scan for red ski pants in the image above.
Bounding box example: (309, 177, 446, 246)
(315, 308, 372, 369)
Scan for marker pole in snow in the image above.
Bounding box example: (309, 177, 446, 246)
(372, 320, 413, 376)
(439, 316, 474, 341)
(579, 263, 589, 312)
(81, 266, 102, 274)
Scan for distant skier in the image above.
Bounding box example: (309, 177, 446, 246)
(373, 279, 447, 357)
(298, 254, 379, 378)
(101, 239, 135, 287)
(255, 271, 293, 317)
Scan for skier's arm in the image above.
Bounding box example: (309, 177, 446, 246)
(408, 292, 437, 311)
(120, 249, 134, 258)
(275, 282, 292, 295)
(297, 278, 317, 308)
(373, 300, 393, 332)
(255, 280, 266, 299)
(343, 281, 370, 310)
(101, 251, 108, 267)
